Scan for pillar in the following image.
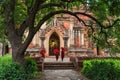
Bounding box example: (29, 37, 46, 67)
(78, 30, 81, 47)
(63, 36, 69, 49)
(72, 30, 74, 47)
(74, 30, 77, 47)
(76, 30, 79, 47)
(81, 29, 84, 48)
(40, 36, 45, 48)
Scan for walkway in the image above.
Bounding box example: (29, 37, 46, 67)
(33, 57, 89, 80)
(39, 69, 88, 80)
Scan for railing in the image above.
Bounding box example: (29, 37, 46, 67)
(72, 56, 79, 70)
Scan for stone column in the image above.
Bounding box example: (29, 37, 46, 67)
(72, 30, 74, 47)
(40, 36, 45, 48)
(74, 30, 75, 47)
(63, 36, 69, 49)
(70, 19, 74, 48)
(81, 29, 84, 48)
(69, 30, 72, 47)
(76, 30, 79, 47)
(74, 30, 77, 47)
(78, 30, 81, 47)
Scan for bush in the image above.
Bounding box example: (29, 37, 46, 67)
(81, 59, 120, 80)
(24, 58, 38, 79)
(0, 54, 12, 65)
(0, 62, 27, 80)
(0, 54, 38, 80)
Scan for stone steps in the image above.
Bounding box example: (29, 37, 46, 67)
(44, 62, 75, 70)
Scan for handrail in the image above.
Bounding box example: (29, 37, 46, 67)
(30, 56, 44, 72)
(72, 54, 79, 70)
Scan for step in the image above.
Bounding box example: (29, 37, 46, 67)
(44, 66, 75, 70)
(44, 62, 75, 70)
(44, 62, 73, 65)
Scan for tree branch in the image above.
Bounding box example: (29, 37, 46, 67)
(17, 0, 41, 37)
(34, 10, 85, 32)
(61, 0, 75, 2)
(39, 2, 65, 10)
(4, 0, 16, 38)
(28, 0, 41, 30)
(18, 18, 29, 36)
(104, 19, 120, 29)
(18, 0, 42, 54)
(74, 12, 104, 28)
(102, 31, 111, 46)
(19, 29, 35, 55)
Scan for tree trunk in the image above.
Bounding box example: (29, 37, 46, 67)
(97, 46, 100, 55)
(9, 34, 26, 64)
(12, 48, 25, 65)
(4, 45, 9, 54)
(10, 37, 24, 64)
(2, 43, 4, 56)
(9, 30, 35, 65)
(3, 0, 26, 65)
(97, 46, 102, 55)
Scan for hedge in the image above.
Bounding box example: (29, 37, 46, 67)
(81, 59, 120, 80)
(0, 54, 38, 80)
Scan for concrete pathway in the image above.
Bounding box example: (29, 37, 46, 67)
(33, 57, 89, 80)
(39, 70, 89, 80)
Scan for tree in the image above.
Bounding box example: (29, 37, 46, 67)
(0, 0, 120, 65)
(86, 0, 120, 54)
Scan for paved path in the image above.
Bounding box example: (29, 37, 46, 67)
(39, 70, 88, 80)
(33, 57, 89, 80)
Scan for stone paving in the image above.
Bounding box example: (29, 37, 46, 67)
(33, 57, 89, 80)
(40, 70, 89, 80)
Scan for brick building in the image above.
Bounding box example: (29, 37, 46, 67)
(26, 7, 101, 57)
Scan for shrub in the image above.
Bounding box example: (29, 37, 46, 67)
(24, 58, 38, 79)
(0, 62, 27, 80)
(0, 54, 38, 80)
(0, 54, 12, 65)
(81, 59, 120, 80)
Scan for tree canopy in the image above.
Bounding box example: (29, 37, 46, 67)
(0, 0, 120, 64)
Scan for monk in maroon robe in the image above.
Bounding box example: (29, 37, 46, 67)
(53, 47, 59, 61)
(40, 49, 46, 58)
(61, 47, 65, 61)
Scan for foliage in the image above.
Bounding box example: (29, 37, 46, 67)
(0, 54, 26, 80)
(0, 0, 120, 64)
(0, 54, 39, 80)
(0, 62, 27, 80)
(87, 0, 120, 53)
(89, 0, 120, 17)
(0, 13, 8, 45)
(24, 58, 38, 79)
(81, 59, 120, 80)
(0, 54, 12, 65)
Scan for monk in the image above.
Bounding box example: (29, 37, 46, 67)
(40, 48, 46, 59)
(61, 47, 65, 61)
(53, 47, 59, 61)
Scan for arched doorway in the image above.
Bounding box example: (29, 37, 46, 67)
(49, 32, 60, 56)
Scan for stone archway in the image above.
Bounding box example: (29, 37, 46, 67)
(49, 32, 60, 56)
